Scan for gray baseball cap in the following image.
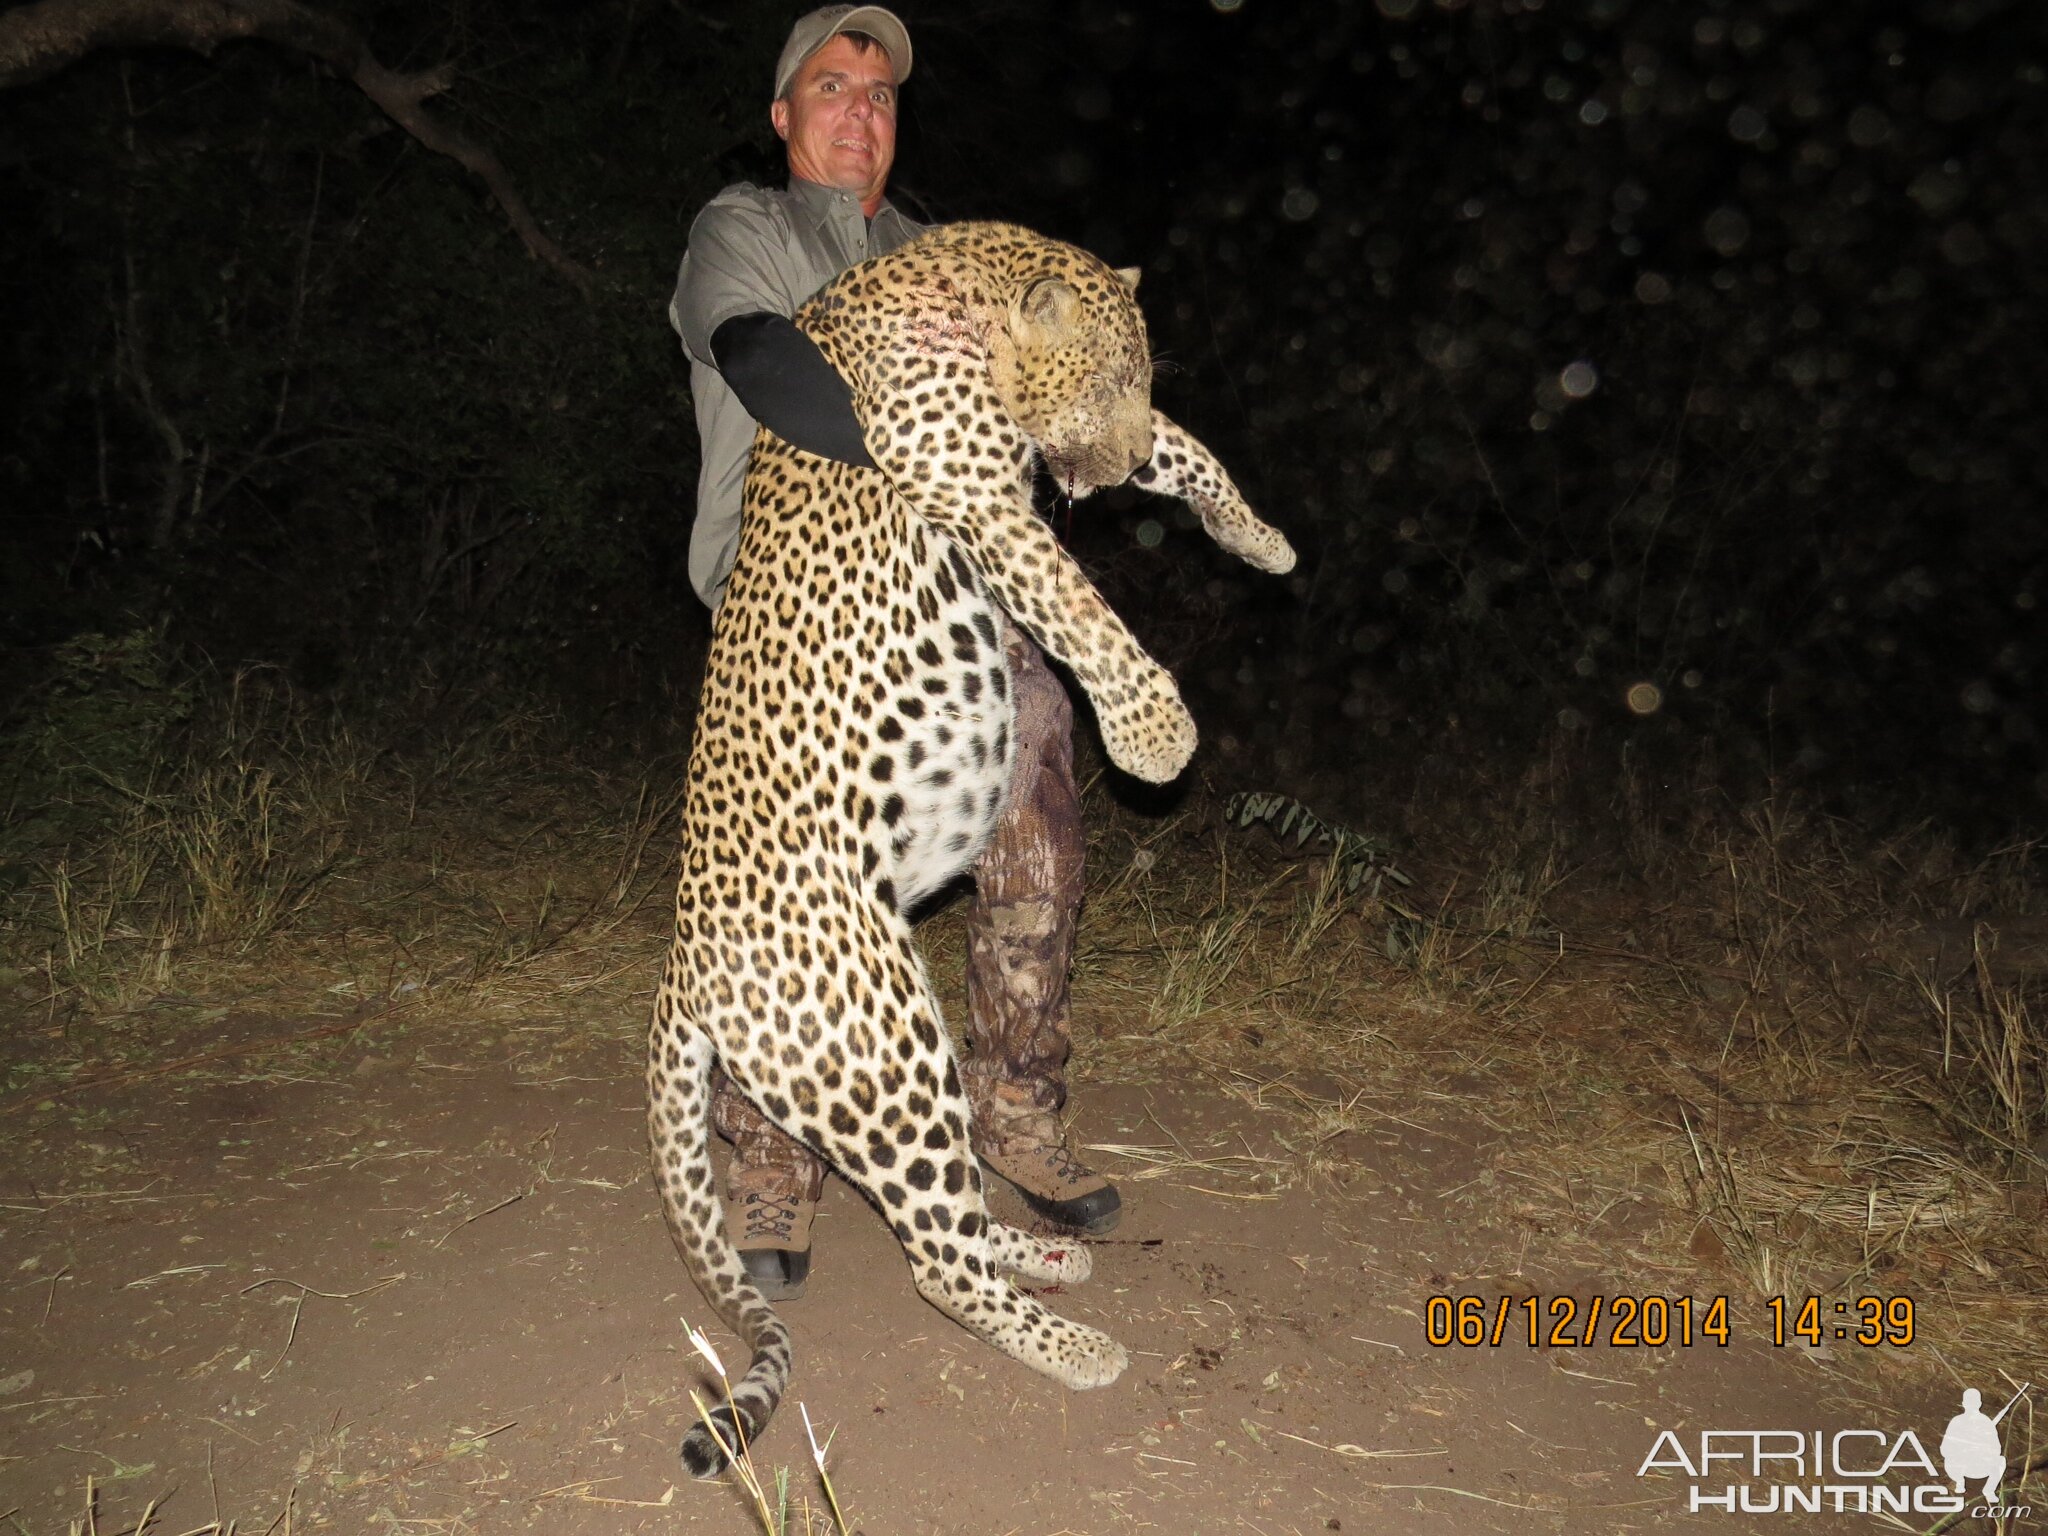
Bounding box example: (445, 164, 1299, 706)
(774, 6, 913, 99)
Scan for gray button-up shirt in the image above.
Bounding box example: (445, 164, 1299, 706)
(668, 177, 926, 608)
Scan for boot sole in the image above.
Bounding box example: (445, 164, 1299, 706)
(739, 1246, 810, 1301)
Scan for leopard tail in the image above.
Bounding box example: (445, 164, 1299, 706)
(646, 980, 795, 1479)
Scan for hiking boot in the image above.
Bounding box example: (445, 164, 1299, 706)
(974, 1088, 1121, 1234)
(725, 1162, 820, 1300)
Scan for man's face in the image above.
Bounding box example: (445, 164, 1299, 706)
(772, 35, 899, 212)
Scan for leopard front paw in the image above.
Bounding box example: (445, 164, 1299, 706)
(1099, 667, 1197, 783)
(1053, 1323, 1129, 1390)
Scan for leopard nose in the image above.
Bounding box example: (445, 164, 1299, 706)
(1116, 407, 1153, 481)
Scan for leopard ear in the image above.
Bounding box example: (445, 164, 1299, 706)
(1113, 266, 1141, 292)
(1013, 275, 1081, 341)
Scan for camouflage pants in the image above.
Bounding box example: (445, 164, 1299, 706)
(713, 615, 1085, 1192)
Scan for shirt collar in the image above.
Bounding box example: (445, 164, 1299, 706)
(788, 174, 897, 228)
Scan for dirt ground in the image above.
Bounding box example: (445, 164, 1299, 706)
(0, 955, 1987, 1536)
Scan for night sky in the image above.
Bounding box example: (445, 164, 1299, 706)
(1, 0, 2040, 831)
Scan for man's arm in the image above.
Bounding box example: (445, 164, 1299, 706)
(672, 197, 872, 467)
(671, 194, 784, 365)
(711, 313, 875, 469)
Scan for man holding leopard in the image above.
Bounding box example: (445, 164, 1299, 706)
(667, 4, 1119, 1300)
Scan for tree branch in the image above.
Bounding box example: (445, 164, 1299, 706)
(116, 244, 190, 551)
(0, 0, 590, 291)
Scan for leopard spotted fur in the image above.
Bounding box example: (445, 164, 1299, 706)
(647, 221, 1293, 1477)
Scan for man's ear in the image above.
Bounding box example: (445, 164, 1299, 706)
(770, 98, 791, 142)
(1114, 266, 1141, 292)
(1012, 276, 1081, 343)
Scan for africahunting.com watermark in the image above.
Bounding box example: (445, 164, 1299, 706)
(1638, 1384, 2033, 1518)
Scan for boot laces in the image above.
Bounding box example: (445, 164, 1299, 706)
(740, 1190, 799, 1243)
(1042, 1137, 1089, 1183)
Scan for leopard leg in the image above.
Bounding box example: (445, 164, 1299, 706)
(820, 930, 1126, 1392)
(646, 976, 795, 1480)
(1131, 410, 1297, 575)
(987, 1222, 1095, 1285)
(884, 1143, 1125, 1390)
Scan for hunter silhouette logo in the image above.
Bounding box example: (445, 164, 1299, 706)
(1941, 1384, 2030, 1503)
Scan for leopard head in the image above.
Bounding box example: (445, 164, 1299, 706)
(990, 258, 1152, 497)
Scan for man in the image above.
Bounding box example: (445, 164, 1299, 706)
(1940, 1388, 2008, 1502)
(667, 5, 1121, 1301)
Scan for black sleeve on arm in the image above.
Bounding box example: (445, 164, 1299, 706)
(710, 312, 877, 470)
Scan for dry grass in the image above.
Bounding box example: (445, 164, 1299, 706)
(1918, 936, 2048, 1167)
(8, 667, 2047, 1426)
(26, 1471, 282, 1536)
(1065, 745, 2048, 1404)
(0, 675, 680, 1043)
(4, 671, 369, 1011)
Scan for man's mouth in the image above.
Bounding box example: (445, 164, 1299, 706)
(832, 138, 873, 156)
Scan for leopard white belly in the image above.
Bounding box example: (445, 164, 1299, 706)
(886, 551, 1015, 911)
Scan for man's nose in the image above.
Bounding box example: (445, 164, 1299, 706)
(845, 94, 871, 120)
